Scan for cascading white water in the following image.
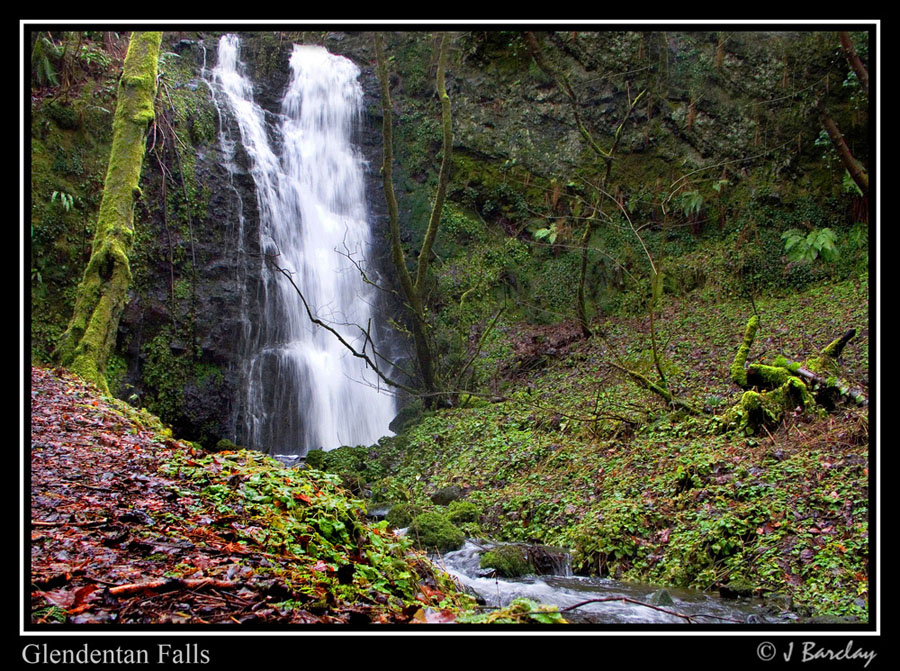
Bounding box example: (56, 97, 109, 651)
(211, 34, 395, 454)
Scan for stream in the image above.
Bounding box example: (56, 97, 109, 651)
(434, 541, 789, 624)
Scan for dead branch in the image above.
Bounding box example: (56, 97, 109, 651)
(107, 577, 241, 598)
(270, 262, 419, 396)
(558, 596, 706, 623)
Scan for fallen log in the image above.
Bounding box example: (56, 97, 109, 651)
(607, 361, 701, 415)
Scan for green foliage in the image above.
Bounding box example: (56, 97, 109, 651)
(842, 169, 863, 197)
(447, 500, 481, 524)
(303, 445, 385, 497)
(158, 447, 473, 614)
(441, 203, 486, 243)
(782, 227, 838, 264)
(533, 223, 558, 244)
(51, 190, 74, 211)
(385, 502, 424, 528)
(679, 190, 703, 218)
(354, 271, 868, 619)
(457, 598, 566, 624)
(31, 34, 61, 87)
(78, 43, 112, 70)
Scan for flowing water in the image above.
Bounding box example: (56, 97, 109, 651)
(209, 35, 396, 455)
(438, 541, 783, 624)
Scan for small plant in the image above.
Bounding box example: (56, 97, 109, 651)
(842, 169, 863, 197)
(533, 223, 558, 244)
(78, 44, 112, 70)
(31, 34, 61, 87)
(51, 190, 74, 212)
(781, 227, 838, 263)
(679, 190, 703, 218)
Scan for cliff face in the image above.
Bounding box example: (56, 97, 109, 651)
(30, 29, 867, 449)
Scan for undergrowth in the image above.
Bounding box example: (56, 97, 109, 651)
(345, 274, 869, 621)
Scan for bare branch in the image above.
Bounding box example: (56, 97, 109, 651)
(269, 261, 419, 395)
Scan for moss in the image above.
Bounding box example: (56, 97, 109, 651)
(480, 544, 532, 577)
(805, 352, 842, 379)
(730, 315, 759, 387)
(447, 500, 481, 525)
(747, 362, 795, 388)
(215, 438, 242, 452)
(304, 448, 327, 470)
(721, 376, 816, 435)
(44, 99, 81, 130)
(385, 502, 424, 529)
(407, 511, 465, 552)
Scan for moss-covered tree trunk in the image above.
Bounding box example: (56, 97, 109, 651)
(722, 316, 866, 435)
(54, 31, 162, 393)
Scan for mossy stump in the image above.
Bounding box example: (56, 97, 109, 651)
(722, 316, 863, 435)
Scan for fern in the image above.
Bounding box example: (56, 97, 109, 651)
(31, 35, 60, 87)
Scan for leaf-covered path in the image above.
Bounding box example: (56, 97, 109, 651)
(29, 366, 463, 625)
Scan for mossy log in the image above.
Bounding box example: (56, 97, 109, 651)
(607, 361, 700, 415)
(54, 32, 162, 393)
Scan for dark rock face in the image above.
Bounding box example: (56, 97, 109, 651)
(116, 36, 264, 447)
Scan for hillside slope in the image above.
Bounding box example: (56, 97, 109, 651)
(320, 275, 871, 621)
(29, 366, 475, 625)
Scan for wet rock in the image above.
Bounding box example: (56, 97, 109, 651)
(648, 589, 675, 607)
(764, 593, 794, 614)
(479, 543, 571, 577)
(718, 579, 755, 599)
(430, 484, 463, 506)
(389, 402, 423, 433)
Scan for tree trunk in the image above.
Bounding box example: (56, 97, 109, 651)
(575, 219, 594, 338)
(54, 31, 162, 393)
(820, 109, 868, 195)
(374, 32, 452, 406)
(839, 31, 868, 95)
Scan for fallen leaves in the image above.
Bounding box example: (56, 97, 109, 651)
(30, 366, 474, 626)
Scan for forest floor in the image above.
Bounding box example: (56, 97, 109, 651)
(28, 366, 488, 626)
(322, 274, 872, 622)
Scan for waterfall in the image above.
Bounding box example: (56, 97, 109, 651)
(210, 34, 396, 454)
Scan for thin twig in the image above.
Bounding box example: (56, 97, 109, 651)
(558, 596, 697, 623)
